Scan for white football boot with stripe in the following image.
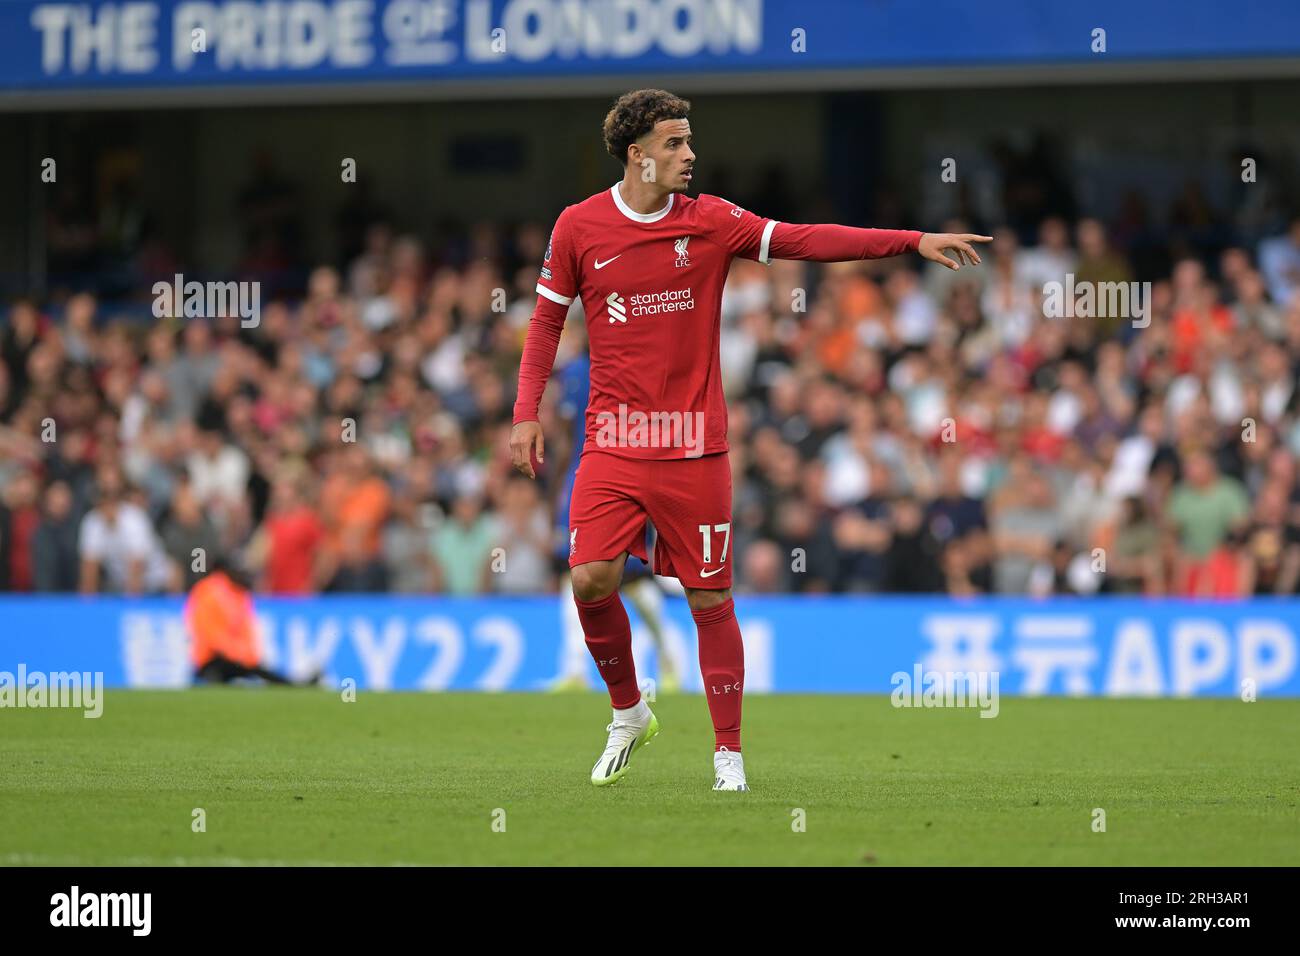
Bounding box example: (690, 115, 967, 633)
(590, 704, 660, 787)
(713, 746, 749, 791)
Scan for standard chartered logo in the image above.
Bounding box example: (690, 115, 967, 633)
(607, 287, 695, 324)
(607, 291, 627, 323)
(631, 287, 694, 315)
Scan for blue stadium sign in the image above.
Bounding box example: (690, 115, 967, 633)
(1, 0, 1298, 99)
(1, 595, 1297, 696)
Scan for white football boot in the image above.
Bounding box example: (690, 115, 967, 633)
(590, 704, 660, 787)
(713, 746, 749, 792)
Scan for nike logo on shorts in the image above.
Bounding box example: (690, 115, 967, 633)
(699, 567, 725, 578)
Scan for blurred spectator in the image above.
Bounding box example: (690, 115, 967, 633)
(77, 470, 172, 594)
(490, 476, 553, 594)
(774, 496, 838, 592)
(1241, 482, 1300, 595)
(739, 539, 785, 594)
(1166, 450, 1250, 560)
(1185, 529, 1250, 598)
(883, 496, 945, 592)
(42, 428, 98, 519)
(1015, 217, 1078, 290)
(980, 228, 1036, 350)
(1, 301, 41, 406)
(1075, 218, 1134, 339)
(831, 461, 893, 592)
(152, 322, 219, 422)
(1232, 268, 1285, 340)
(383, 491, 432, 594)
(161, 480, 222, 592)
(31, 480, 81, 592)
(330, 525, 390, 592)
(431, 492, 495, 595)
(0, 469, 41, 590)
(990, 466, 1061, 594)
(320, 445, 391, 591)
(1106, 497, 1162, 594)
(885, 269, 938, 348)
(251, 475, 326, 594)
(924, 451, 990, 580)
(1258, 216, 1300, 307)
(188, 413, 251, 512)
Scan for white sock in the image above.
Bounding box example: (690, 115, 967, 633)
(615, 698, 649, 722)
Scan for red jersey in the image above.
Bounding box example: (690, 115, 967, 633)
(514, 184, 921, 461)
(265, 507, 324, 594)
(539, 186, 773, 460)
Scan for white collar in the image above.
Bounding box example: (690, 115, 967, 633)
(610, 183, 675, 223)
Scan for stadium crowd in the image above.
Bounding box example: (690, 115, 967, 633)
(2, 164, 1300, 598)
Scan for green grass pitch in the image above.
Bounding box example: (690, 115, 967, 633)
(2, 690, 1296, 866)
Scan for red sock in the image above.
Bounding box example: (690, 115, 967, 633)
(693, 597, 744, 752)
(576, 590, 640, 709)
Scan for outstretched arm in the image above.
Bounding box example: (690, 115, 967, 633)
(767, 221, 992, 270)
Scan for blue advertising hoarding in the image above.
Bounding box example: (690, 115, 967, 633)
(0, 595, 1296, 696)
(1, 0, 1299, 96)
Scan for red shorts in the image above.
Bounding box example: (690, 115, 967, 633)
(567, 449, 734, 589)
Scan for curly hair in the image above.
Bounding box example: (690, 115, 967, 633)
(602, 89, 692, 166)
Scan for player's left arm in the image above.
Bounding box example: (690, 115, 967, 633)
(777, 223, 992, 270)
(704, 196, 990, 270)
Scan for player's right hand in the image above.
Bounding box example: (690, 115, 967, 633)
(509, 421, 545, 479)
